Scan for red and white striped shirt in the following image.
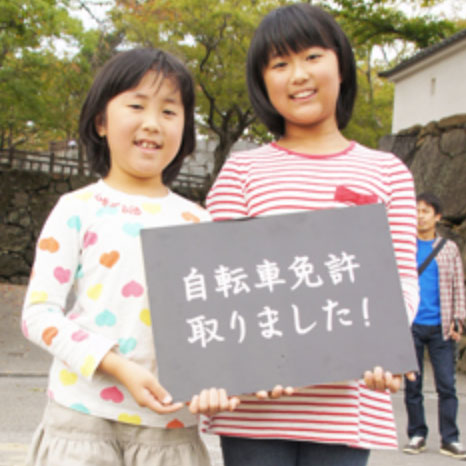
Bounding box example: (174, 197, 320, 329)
(204, 141, 419, 449)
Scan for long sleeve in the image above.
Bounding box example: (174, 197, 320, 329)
(22, 195, 116, 381)
(452, 242, 466, 320)
(384, 159, 419, 323)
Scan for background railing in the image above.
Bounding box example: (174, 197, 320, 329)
(0, 148, 211, 199)
(0, 148, 89, 176)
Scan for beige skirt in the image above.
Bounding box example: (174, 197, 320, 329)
(26, 401, 211, 466)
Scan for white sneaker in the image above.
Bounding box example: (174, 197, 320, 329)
(440, 442, 466, 460)
(403, 436, 426, 454)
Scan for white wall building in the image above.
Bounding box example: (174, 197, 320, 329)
(380, 29, 466, 133)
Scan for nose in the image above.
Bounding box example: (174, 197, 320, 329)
(290, 60, 309, 84)
(142, 111, 160, 133)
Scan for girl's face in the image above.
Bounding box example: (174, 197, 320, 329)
(263, 46, 341, 136)
(96, 70, 185, 194)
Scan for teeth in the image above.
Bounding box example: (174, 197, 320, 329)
(293, 90, 315, 98)
(139, 141, 158, 149)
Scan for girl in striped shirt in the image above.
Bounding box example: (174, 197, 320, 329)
(196, 3, 419, 465)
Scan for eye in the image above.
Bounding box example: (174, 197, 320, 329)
(163, 108, 177, 116)
(306, 53, 321, 61)
(268, 57, 288, 70)
(129, 104, 143, 110)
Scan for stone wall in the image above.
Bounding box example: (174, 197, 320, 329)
(379, 114, 466, 373)
(0, 171, 93, 284)
(379, 113, 466, 271)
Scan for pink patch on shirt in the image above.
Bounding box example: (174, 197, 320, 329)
(54, 266, 71, 284)
(71, 330, 89, 342)
(122, 280, 144, 298)
(334, 185, 378, 205)
(83, 231, 98, 248)
(100, 386, 124, 403)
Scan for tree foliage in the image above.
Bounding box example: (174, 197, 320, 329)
(1, 0, 462, 188)
(0, 0, 124, 152)
(111, 0, 289, 177)
(323, 0, 458, 147)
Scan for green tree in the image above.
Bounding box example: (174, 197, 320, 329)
(0, 0, 84, 152)
(327, 0, 457, 145)
(111, 0, 287, 179)
(112, 0, 458, 178)
(0, 2, 124, 161)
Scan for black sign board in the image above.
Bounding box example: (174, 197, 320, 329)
(141, 204, 417, 401)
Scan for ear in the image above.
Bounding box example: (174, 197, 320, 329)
(95, 113, 106, 137)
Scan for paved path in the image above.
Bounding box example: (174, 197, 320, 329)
(1, 283, 465, 465)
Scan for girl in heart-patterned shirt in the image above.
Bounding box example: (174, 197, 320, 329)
(22, 47, 232, 466)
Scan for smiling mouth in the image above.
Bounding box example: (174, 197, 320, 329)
(290, 90, 316, 99)
(135, 140, 161, 149)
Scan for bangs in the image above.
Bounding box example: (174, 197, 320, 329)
(108, 51, 190, 106)
(246, 3, 357, 134)
(253, 6, 336, 69)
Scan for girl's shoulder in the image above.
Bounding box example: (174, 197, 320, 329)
(55, 180, 101, 208)
(351, 142, 411, 170)
(168, 191, 211, 222)
(226, 143, 276, 163)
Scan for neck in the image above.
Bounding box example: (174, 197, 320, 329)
(418, 230, 436, 241)
(103, 174, 169, 198)
(279, 123, 349, 155)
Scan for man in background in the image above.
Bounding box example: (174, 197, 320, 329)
(403, 192, 466, 460)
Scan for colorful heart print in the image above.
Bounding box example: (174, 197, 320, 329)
(39, 237, 59, 253)
(70, 403, 90, 414)
(21, 320, 29, 338)
(118, 338, 137, 354)
(122, 281, 144, 298)
(71, 329, 89, 342)
(75, 191, 93, 201)
(118, 413, 141, 425)
(67, 216, 81, 231)
(139, 309, 151, 326)
(80, 355, 96, 377)
(83, 231, 98, 248)
(142, 203, 162, 214)
(87, 283, 103, 300)
(59, 369, 78, 386)
(100, 386, 124, 403)
(123, 223, 143, 237)
(97, 206, 119, 217)
(95, 310, 116, 327)
(75, 264, 84, 279)
(100, 251, 120, 268)
(166, 419, 185, 429)
(30, 290, 48, 304)
(54, 266, 71, 284)
(42, 326, 58, 346)
(182, 212, 200, 223)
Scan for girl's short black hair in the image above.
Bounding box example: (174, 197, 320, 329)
(79, 47, 195, 185)
(247, 3, 357, 136)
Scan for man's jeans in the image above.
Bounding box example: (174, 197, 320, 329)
(404, 323, 459, 443)
(221, 436, 370, 466)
